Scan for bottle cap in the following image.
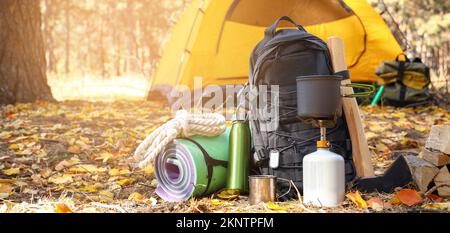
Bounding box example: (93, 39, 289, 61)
(317, 140, 330, 148)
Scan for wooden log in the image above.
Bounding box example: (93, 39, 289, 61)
(422, 147, 450, 167)
(425, 125, 450, 154)
(405, 155, 440, 192)
(434, 166, 450, 197)
(327, 36, 374, 178)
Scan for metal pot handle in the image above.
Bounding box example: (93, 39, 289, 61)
(341, 83, 375, 98)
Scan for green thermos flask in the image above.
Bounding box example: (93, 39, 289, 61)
(226, 113, 251, 194)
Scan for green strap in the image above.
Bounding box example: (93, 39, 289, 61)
(183, 138, 228, 195)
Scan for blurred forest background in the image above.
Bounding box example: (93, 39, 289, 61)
(39, 0, 448, 100)
(40, 0, 191, 100)
(1, 0, 449, 101)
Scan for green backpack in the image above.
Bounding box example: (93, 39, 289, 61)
(375, 55, 431, 107)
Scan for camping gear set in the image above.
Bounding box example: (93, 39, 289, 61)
(247, 16, 363, 201)
(374, 54, 431, 107)
(149, 0, 403, 100)
(135, 15, 411, 204)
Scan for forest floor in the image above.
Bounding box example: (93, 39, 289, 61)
(0, 100, 449, 213)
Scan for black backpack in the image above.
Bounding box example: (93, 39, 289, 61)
(248, 16, 356, 200)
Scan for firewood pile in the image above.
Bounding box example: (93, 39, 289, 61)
(406, 125, 450, 197)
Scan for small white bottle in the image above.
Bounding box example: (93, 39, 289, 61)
(303, 141, 345, 207)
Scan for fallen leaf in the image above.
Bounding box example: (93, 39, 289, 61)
(0, 183, 13, 198)
(210, 199, 223, 206)
(414, 125, 428, 133)
(128, 192, 157, 205)
(8, 144, 19, 150)
(3, 168, 21, 176)
(79, 136, 90, 144)
(395, 189, 422, 206)
(216, 189, 239, 200)
(144, 165, 154, 176)
(98, 190, 115, 200)
(77, 185, 97, 193)
(389, 195, 402, 205)
(49, 174, 73, 184)
(265, 202, 289, 211)
(67, 145, 81, 154)
(68, 164, 106, 173)
(108, 168, 130, 176)
(367, 197, 385, 211)
(426, 193, 443, 203)
(365, 132, 377, 140)
(97, 152, 114, 162)
(117, 178, 134, 186)
(423, 202, 450, 212)
(346, 191, 367, 208)
(55, 160, 75, 171)
(0, 131, 12, 140)
(55, 203, 73, 213)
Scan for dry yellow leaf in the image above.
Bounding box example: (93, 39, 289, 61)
(210, 199, 223, 206)
(55, 160, 75, 171)
(414, 125, 428, 133)
(365, 132, 377, 140)
(128, 192, 156, 205)
(117, 178, 134, 186)
(0, 131, 12, 140)
(97, 152, 114, 162)
(67, 145, 81, 154)
(216, 189, 239, 200)
(265, 202, 290, 211)
(79, 136, 90, 144)
(144, 165, 154, 176)
(346, 191, 367, 209)
(78, 185, 97, 192)
(98, 190, 114, 202)
(108, 168, 130, 176)
(423, 202, 450, 211)
(55, 203, 73, 213)
(3, 168, 20, 176)
(8, 144, 19, 150)
(49, 174, 73, 184)
(68, 164, 106, 173)
(0, 183, 12, 194)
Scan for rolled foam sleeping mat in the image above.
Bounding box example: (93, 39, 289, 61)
(154, 128, 230, 202)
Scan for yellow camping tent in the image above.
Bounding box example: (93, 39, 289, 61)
(150, 0, 402, 95)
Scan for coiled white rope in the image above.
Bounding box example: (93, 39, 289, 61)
(133, 110, 227, 168)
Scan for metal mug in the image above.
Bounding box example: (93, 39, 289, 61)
(248, 175, 277, 205)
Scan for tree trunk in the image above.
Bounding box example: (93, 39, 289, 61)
(0, 0, 54, 105)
